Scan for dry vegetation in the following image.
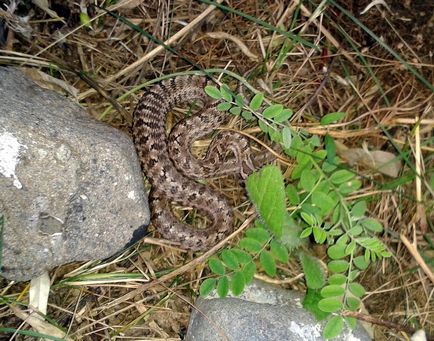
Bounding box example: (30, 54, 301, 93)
(0, 0, 433, 340)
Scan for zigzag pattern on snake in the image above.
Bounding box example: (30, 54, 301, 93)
(132, 75, 272, 251)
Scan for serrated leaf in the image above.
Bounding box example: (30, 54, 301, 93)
(242, 262, 256, 284)
(274, 108, 293, 122)
(351, 201, 367, 218)
(321, 285, 345, 298)
(300, 252, 326, 289)
(286, 184, 300, 205)
(246, 227, 270, 244)
(323, 316, 345, 339)
(217, 102, 232, 111)
(242, 110, 254, 121)
(361, 218, 383, 233)
(250, 92, 264, 111)
(328, 260, 349, 273)
(348, 282, 366, 298)
(327, 244, 347, 260)
(312, 191, 336, 215)
(219, 84, 232, 102)
(208, 257, 225, 275)
(239, 237, 262, 253)
(231, 271, 245, 296)
(200, 278, 216, 296)
(280, 215, 304, 250)
(221, 250, 239, 270)
(318, 297, 343, 313)
(217, 276, 229, 297)
(260, 251, 276, 277)
(320, 112, 346, 125)
(229, 106, 242, 115)
(330, 170, 355, 184)
(231, 248, 252, 264)
(246, 165, 286, 237)
(328, 274, 346, 285)
(205, 85, 222, 99)
(281, 126, 292, 149)
(270, 240, 289, 263)
(263, 104, 284, 119)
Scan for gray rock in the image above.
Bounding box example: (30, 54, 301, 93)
(0, 67, 150, 282)
(187, 280, 371, 341)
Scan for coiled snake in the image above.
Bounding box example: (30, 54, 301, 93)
(132, 76, 272, 251)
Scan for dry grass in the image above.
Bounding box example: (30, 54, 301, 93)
(0, 0, 433, 340)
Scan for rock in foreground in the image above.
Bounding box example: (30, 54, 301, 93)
(0, 67, 149, 281)
(187, 280, 371, 341)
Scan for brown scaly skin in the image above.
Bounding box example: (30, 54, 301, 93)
(132, 75, 272, 251)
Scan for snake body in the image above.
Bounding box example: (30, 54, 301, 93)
(132, 76, 270, 251)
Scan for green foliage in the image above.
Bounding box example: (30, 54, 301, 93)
(299, 252, 326, 289)
(320, 112, 346, 125)
(200, 81, 392, 339)
(323, 316, 345, 339)
(209, 257, 225, 275)
(217, 276, 229, 297)
(303, 289, 330, 320)
(260, 251, 276, 276)
(231, 271, 245, 296)
(199, 278, 216, 297)
(246, 165, 286, 237)
(79, 12, 92, 28)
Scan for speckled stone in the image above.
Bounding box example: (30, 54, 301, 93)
(0, 67, 150, 281)
(187, 280, 372, 341)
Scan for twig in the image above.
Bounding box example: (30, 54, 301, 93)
(297, 2, 361, 69)
(106, 214, 256, 308)
(400, 233, 434, 284)
(414, 116, 428, 233)
(78, 0, 224, 101)
(343, 311, 415, 335)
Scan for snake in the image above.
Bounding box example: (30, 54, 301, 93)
(132, 75, 272, 251)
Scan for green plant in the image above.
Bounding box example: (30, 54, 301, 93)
(199, 82, 391, 339)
